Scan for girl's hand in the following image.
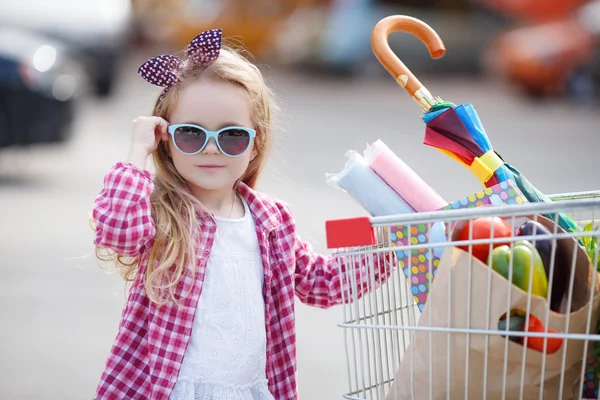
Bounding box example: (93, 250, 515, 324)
(127, 116, 170, 169)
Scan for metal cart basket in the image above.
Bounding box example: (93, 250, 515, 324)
(325, 191, 600, 400)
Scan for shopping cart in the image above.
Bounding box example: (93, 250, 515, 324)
(325, 191, 600, 400)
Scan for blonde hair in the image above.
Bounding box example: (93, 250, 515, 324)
(96, 43, 278, 306)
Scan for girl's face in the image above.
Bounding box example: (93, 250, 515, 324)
(168, 79, 256, 197)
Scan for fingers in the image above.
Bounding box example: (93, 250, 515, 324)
(135, 116, 170, 141)
(157, 118, 170, 141)
(147, 116, 169, 141)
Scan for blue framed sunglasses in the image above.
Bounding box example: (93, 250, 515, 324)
(167, 124, 256, 157)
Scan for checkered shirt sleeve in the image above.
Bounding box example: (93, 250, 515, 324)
(92, 162, 156, 256)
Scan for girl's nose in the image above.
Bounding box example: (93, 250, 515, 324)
(202, 137, 220, 155)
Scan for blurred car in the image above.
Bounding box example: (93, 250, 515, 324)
(0, 0, 133, 97)
(271, 0, 510, 75)
(481, 0, 600, 100)
(0, 28, 84, 149)
(131, 0, 317, 56)
(478, 0, 589, 22)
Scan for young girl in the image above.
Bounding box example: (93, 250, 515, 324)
(92, 29, 390, 400)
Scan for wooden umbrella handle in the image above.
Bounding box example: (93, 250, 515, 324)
(371, 16, 446, 110)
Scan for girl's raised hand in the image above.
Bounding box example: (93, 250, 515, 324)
(127, 116, 170, 169)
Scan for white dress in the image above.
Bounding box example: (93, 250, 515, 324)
(170, 198, 275, 400)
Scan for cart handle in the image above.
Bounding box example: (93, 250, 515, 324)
(371, 15, 446, 111)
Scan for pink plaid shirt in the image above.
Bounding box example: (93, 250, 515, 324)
(92, 162, 391, 400)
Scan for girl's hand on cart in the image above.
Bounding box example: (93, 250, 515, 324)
(378, 227, 391, 249)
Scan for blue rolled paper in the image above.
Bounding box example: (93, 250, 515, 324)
(327, 151, 415, 216)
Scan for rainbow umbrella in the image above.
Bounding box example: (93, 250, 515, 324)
(370, 15, 580, 234)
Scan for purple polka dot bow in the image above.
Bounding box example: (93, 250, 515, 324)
(137, 29, 223, 101)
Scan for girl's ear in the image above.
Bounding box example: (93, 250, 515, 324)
(250, 147, 258, 161)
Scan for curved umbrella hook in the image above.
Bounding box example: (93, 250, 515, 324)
(371, 16, 446, 111)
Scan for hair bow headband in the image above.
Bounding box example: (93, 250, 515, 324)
(137, 29, 223, 101)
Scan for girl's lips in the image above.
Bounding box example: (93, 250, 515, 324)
(196, 165, 225, 173)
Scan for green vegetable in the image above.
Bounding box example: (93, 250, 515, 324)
(581, 222, 600, 272)
(490, 241, 548, 298)
(498, 315, 526, 344)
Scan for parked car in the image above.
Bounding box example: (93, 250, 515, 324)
(0, 0, 133, 97)
(130, 0, 316, 56)
(271, 0, 510, 75)
(482, 0, 600, 100)
(0, 28, 84, 149)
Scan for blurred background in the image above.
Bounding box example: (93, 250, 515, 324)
(1, 0, 599, 399)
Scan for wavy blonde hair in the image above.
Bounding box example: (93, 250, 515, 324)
(96, 43, 277, 305)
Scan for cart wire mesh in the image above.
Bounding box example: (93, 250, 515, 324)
(329, 192, 600, 400)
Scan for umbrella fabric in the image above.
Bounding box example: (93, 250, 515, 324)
(424, 103, 513, 183)
(425, 107, 485, 156)
(424, 107, 500, 187)
(452, 104, 514, 183)
(423, 103, 580, 234)
(504, 163, 581, 233)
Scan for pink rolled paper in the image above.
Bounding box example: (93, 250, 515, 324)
(365, 140, 447, 212)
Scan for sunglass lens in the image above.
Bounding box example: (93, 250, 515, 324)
(219, 129, 251, 156)
(173, 126, 206, 154)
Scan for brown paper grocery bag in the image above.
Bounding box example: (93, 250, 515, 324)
(386, 215, 600, 400)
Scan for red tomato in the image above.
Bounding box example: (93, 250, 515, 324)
(522, 315, 563, 354)
(457, 217, 513, 263)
